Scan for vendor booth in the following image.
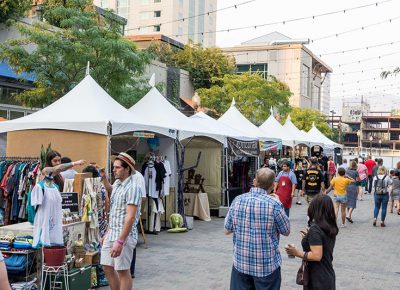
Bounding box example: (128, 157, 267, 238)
(308, 124, 343, 162)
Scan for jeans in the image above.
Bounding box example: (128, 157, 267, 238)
(284, 208, 290, 217)
(367, 175, 373, 193)
(230, 266, 281, 290)
(374, 193, 389, 221)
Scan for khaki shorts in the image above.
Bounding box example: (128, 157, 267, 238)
(100, 235, 136, 271)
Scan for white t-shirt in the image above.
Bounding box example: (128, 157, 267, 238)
(31, 182, 64, 248)
(132, 171, 146, 198)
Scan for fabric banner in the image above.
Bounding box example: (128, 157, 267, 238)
(228, 137, 259, 157)
(259, 140, 282, 151)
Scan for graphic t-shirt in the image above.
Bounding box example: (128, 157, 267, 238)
(304, 167, 324, 195)
(330, 176, 352, 196)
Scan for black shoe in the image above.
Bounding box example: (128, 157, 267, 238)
(346, 217, 353, 223)
(296, 201, 302, 205)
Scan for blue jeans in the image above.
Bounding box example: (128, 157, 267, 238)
(374, 193, 389, 221)
(230, 266, 281, 290)
(284, 208, 290, 217)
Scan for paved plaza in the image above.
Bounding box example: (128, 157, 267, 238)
(108, 193, 400, 290)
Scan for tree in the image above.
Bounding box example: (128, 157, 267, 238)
(148, 40, 236, 90)
(281, 107, 332, 137)
(197, 73, 292, 123)
(0, 0, 150, 108)
(381, 67, 400, 79)
(0, 0, 31, 24)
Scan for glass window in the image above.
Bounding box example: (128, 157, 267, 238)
(153, 25, 161, 32)
(312, 85, 320, 110)
(236, 65, 250, 73)
(9, 111, 24, 120)
(301, 64, 310, 97)
(0, 110, 7, 119)
(236, 63, 268, 79)
(154, 11, 161, 17)
(154, 0, 161, 3)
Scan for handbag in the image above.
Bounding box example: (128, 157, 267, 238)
(296, 252, 309, 286)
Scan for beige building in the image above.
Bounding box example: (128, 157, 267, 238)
(94, 0, 217, 47)
(221, 32, 332, 114)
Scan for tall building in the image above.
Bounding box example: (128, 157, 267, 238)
(94, 0, 217, 47)
(221, 32, 332, 113)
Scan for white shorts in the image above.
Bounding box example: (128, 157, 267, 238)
(100, 236, 137, 271)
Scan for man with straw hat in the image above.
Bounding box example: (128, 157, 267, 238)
(100, 152, 142, 290)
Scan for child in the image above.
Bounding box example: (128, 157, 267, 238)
(325, 167, 355, 227)
(389, 169, 400, 214)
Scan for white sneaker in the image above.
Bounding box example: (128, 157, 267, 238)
(340, 224, 346, 228)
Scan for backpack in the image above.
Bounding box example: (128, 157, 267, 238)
(26, 183, 45, 224)
(374, 175, 387, 195)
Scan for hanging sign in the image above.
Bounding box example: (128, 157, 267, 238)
(133, 132, 155, 138)
(228, 137, 259, 157)
(61, 192, 79, 213)
(259, 140, 282, 151)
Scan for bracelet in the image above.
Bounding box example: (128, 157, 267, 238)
(116, 239, 124, 246)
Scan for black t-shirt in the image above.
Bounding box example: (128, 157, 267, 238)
(304, 168, 324, 195)
(301, 224, 336, 290)
(294, 169, 304, 189)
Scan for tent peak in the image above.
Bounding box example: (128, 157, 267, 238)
(85, 61, 90, 76)
(231, 97, 236, 107)
(149, 73, 156, 87)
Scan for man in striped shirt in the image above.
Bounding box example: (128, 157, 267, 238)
(100, 153, 142, 290)
(224, 168, 290, 290)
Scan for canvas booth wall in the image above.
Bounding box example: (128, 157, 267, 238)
(6, 129, 108, 171)
(182, 137, 222, 209)
(110, 133, 176, 224)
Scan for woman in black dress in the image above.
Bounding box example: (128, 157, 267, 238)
(286, 194, 338, 290)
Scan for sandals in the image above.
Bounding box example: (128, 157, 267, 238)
(346, 217, 353, 223)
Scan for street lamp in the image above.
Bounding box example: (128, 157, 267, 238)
(357, 130, 361, 156)
(379, 139, 382, 156)
(330, 110, 336, 129)
(369, 135, 373, 156)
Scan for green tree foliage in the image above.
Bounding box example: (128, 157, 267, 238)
(381, 67, 400, 79)
(0, 0, 150, 108)
(281, 107, 332, 138)
(197, 73, 292, 123)
(0, 0, 31, 24)
(148, 40, 236, 89)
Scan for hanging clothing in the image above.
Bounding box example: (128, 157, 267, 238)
(154, 161, 166, 196)
(163, 160, 171, 196)
(63, 178, 74, 192)
(144, 163, 157, 198)
(149, 198, 165, 232)
(31, 181, 63, 248)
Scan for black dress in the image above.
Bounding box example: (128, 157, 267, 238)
(301, 224, 336, 290)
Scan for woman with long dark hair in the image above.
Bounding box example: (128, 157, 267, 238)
(44, 150, 64, 191)
(286, 194, 338, 290)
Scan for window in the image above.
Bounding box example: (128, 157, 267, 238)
(236, 63, 268, 79)
(301, 64, 310, 97)
(154, 10, 161, 17)
(153, 25, 161, 32)
(0, 110, 7, 119)
(10, 111, 24, 120)
(312, 85, 320, 110)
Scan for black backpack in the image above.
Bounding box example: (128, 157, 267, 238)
(374, 175, 387, 195)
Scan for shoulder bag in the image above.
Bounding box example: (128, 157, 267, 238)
(296, 251, 309, 286)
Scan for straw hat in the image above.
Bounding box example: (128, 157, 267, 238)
(115, 152, 135, 173)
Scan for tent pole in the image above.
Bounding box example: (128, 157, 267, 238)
(106, 122, 112, 176)
(225, 147, 229, 206)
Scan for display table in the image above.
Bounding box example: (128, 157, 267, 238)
(184, 192, 211, 221)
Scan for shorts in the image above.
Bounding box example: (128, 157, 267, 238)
(305, 194, 317, 204)
(334, 195, 347, 204)
(356, 180, 367, 187)
(100, 236, 136, 271)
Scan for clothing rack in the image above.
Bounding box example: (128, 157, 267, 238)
(0, 156, 40, 161)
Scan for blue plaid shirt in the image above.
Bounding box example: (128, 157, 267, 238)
(224, 187, 290, 277)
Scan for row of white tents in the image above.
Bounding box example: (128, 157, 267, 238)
(0, 74, 341, 154)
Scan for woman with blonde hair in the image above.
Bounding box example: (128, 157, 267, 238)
(346, 161, 359, 223)
(372, 166, 392, 227)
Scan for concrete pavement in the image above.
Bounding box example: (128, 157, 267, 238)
(104, 192, 400, 290)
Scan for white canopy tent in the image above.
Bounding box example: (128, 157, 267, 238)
(259, 115, 295, 147)
(0, 75, 168, 136)
(128, 86, 226, 144)
(218, 102, 273, 142)
(308, 125, 343, 149)
(282, 115, 322, 147)
(190, 112, 257, 142)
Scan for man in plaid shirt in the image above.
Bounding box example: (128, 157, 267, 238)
(225, 168, 290, 290)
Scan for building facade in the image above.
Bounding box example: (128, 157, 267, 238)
(221, 32, 332, 113)
(93, 0, 217, 47)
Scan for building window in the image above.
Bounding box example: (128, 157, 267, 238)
(9, 111, 24, 120)
(301, 64, 310, 97)
(0, 110, 6, 119)
(153, 25, 161, 32)
(236, 63, 268, 79)
(312, 85, 320, 110)
(154, 10, 161, 17)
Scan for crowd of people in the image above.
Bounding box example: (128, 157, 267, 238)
(225, 154, 400, 290)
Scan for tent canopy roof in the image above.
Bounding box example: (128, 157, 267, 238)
(308, 125, 343, 149)
(0, 75, 159, 135)
(259, 115, 294, 146)
(282, 115, 323, 147)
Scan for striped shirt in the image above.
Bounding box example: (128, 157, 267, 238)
(107, 176, 141, 242)
(224, 187, 290, 277)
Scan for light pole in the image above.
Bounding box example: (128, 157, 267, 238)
(357, 130, 361, 156)
(369, 135, 373, 156)
(330, 109, 336, 129)
(379, 139, 382, 156)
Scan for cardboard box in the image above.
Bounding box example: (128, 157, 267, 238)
(84, 251, 99, 265)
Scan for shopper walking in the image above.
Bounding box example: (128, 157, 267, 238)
(364, 155, 376, 194)
(302, 157, 325, 204)
(357, 158, 368, 201)
(325, 168, 355, 227)
(274, 160, 297, 216)
(372, 166, 392, 227)
(294, 161, 305, 205)
(388, 169, 400, 215)
(225, 168, 290, 290)
(285, 194, 337, 290)
(345, 161, 360, 223)
(327, 156, 336, 183)
(100, 153, 142, 290)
